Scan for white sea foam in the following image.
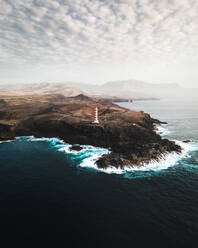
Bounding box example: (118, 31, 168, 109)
(13, 135, 198, 175)
(0, 139, 15, 144)
(82, 152, 181, 174)
(77, 139, 198, 174)
(27, 136, 65, 144)
(79, 148, 109, 169)
(58, 144, 104, 155)
(155, 125, 171, 136)
(22, 136, 110, 168)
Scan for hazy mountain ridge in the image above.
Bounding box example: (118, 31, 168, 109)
(103, 80, 180, 89)
(67, 80, 190, 99)
(98, 80, 183, 98)
(0, 80, 197, 99)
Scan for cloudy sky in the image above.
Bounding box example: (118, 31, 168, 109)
(0, 0, 198, 87)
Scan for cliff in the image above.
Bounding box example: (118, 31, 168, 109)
(0, 94, 181, 169)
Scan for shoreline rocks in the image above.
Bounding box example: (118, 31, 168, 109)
(69, 145, 83, 151)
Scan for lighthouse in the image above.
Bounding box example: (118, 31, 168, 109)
(93, 106, 99, 124)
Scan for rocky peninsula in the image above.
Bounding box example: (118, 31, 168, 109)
(0, 94, 181, 169)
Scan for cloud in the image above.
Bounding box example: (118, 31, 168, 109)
(0, 0, 198, 84)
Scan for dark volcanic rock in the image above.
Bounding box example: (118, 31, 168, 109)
(70, 145, 83, 151)
(97, 139, 181, 169)
(0, 123, 15, 141)
(67, 94, 92, 101)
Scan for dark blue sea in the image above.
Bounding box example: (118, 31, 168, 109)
(0, 97, 198, 248)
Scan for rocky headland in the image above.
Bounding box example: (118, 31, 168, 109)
(0, 94, 181, 169)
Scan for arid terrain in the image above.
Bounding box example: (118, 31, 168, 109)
(0, 93, 181, 169)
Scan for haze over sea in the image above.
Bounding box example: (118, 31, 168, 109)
(0, 97, 198, 247)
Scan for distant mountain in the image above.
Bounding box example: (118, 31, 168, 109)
(0, 80, 197, 99)
(102, 80, 180, 91)
(68, 80, 183, 99)
(99, 80, 181, 98)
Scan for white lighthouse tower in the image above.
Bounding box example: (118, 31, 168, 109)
(93, 106, 99, 124)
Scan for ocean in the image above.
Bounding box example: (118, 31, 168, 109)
(0, 97, 198, 247)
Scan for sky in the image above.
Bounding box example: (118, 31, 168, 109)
(0, 0, 198, 87)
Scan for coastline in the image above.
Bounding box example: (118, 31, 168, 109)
(2, 134, 193, 175)
(0, 123, 183, 172)
(0, 94, 182, 170)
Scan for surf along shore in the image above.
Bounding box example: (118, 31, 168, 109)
(0, 94, 181, 170)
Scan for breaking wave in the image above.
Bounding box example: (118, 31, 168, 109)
(155, 125, 171, 136)
(79, 140, 198, 175)
(11, 135, 198, 176)
(25, 136, 65, 145)
(0, 139, 15, 144)
(16, 136, 110, 171)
